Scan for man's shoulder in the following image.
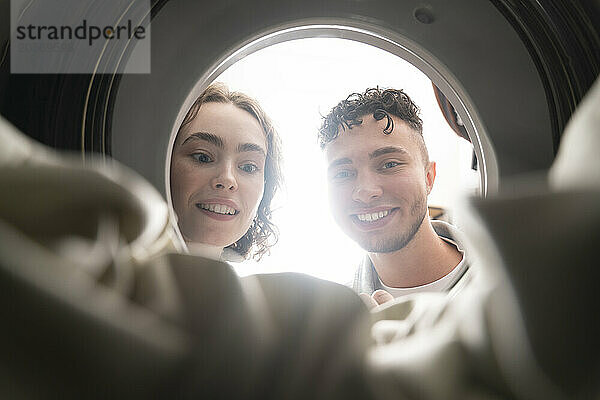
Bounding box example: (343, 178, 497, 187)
(346, 254, 378, 294)
(431, 220, 468, 254)
(431, 219, 472, 293)
(431, 220, 459, 240)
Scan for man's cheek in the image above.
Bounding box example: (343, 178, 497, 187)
(330, 193, 350, 227)
(328, 189, 346, 211)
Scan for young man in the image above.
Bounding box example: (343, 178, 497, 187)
(319, 88, 470, 306)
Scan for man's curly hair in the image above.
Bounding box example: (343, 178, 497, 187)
(318, 88, 427, 163)
(176, 82, 282, 260)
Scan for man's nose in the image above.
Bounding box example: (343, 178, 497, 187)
(351, 175, 383, 204)
(211, 163, 238, 191)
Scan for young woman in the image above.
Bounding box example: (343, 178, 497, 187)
(170, 83, 282, 261)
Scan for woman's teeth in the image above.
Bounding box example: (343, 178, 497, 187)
(198, 203, 236, 215)
(356, 209, 390, 222)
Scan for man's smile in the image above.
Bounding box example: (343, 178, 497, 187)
(355, 209, 390, 222)
(350, 207, 398, 230)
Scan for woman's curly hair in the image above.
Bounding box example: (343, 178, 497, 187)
(177, 82, 282, 260)
(318, 88, 424, 150)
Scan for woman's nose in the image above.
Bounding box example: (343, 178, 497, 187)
(212, 163, 238, 191)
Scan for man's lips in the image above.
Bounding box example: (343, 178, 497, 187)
(350, 206, 397, 221)
(350, 207, 398, 230)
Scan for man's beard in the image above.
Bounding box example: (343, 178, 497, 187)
(359, 196, 427, 253)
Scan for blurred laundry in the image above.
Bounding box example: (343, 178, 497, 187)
(1, 77, 599, 399)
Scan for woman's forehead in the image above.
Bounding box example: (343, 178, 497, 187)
(179, 102, 267, 148)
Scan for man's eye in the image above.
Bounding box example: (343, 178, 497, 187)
(191, 153, 213, 163)
(381, 161, 401, 169)
(239, 163, 258, 173)
(333, 170, 354, 180)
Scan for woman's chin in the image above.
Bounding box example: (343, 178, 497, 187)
(181, 227, 237, 247)
(185, 241, 226, 260)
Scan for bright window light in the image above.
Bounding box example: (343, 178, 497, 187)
(216, 38, 479, 284)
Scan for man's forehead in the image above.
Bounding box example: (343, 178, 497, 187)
(325, 116, 418, 161)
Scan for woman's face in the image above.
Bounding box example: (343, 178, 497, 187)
(170, 102, 267, 248)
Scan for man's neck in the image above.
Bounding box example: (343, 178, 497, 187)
(368, 219, 462, 288)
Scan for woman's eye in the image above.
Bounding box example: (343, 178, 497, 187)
(191, 152, 213, 163)
(239, 163, 258, 173)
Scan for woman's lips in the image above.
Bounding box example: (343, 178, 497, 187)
(195, 199, 240, 221)
(196, 203, 238, 221)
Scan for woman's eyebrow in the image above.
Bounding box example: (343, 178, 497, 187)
(181, 132, 224, 148)
(237, 142, 266, 156)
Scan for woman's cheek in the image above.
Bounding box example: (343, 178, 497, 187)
(244, 176, 265, 213)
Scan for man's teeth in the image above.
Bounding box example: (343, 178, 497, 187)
(356, 210, 390, 222)
(198, 203, 236, 215)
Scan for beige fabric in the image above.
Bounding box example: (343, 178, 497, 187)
(549, 77, 600, 191)
(0, 117, 58, 167)
(2, 104, 599, 399)
(0, 117, 371, 398)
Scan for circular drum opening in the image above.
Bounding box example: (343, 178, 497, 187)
(160, 23, 497, 281)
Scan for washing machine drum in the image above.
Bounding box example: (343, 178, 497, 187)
(1, 0, 599, 196)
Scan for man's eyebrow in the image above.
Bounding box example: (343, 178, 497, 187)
(369, 146, 409, 159)
(181, 132, 224, 148)
(237, 142, 266, 156)
(328, 157, 352, 170)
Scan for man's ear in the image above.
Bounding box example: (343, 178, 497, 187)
(425, 161, 436, 195)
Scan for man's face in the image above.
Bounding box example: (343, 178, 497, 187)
(325, 115, 435, 253)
